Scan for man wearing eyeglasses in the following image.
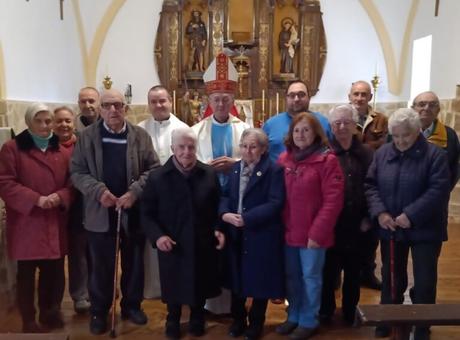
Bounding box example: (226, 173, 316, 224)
(70, 89, 160, 335)
(412, 91, 460, 190)
(262, 80, 332, 162)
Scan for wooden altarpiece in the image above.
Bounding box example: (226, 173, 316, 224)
(154, 0, 327, 125)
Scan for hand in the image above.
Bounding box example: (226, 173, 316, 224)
(116, 191, 136, 210)
(360, 217, 372, 232)
(209, 156, 236, 172)
(307, 238, 320, 249)
(395, 213, 411, 229)
(156, 236, 177, 252)
(46, 193, 61, 208)
(99, 190, 117, 208)
(37, 196, 52, 209)
(222, 213, 244, 227)
(377, 212, 397, 231)
(215, 230, 225, 250)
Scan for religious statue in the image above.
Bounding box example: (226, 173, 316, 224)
(186, 10, 207, 72)
(183, 90, 203, 125)
(279, 17, 299, 74)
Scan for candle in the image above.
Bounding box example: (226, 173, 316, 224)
(276, 92, 279, 113)
(262, 90, 265, 113)
(375, 61, 379, 76)
(173, 90, 176, 114)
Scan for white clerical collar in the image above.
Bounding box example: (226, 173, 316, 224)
(212, 115, 231, 126)
(153, 113, 172, 125)
(103, 121, 127, 134)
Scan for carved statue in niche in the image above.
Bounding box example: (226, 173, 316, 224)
(279, 17, 299, 74)
(185, 9, 207, 72)
(183, 90, 203, 125)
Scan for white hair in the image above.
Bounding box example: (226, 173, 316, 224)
(240, 128, 269, 149)
(328, 104, 358, 124)
(388, 108, 421, 134)
(171, 127, 197, 146)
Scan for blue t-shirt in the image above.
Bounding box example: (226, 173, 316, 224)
(211, 122, 233, 187)
(262, 111, 332, 162)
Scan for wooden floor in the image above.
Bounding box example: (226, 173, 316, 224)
(1, 223, 460, 339)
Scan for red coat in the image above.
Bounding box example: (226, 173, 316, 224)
(0, 130, 73, 260)
(278, 149, 344, 248)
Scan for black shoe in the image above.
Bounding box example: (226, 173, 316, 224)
(244, 324, 263, 340)
(22, 321, 46, 333)
(89, 315, 107, 335)
(289, 326, 318, 339)
(229, 320, 247, 337)
(166, 321, 181, 339)
(361, 273, 382, 290)
(121, 309, 148, 325)
(375, 325, 390, 338)
(188, 321, 205, 337)
(39, 311, 64, 329)
(319, 314, 332, 325)
(276, 320, 298, 335)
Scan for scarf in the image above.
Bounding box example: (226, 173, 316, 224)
(426, 119, 448, 148)
(28, 130, 53, 150)
(293, 140, 324, 162)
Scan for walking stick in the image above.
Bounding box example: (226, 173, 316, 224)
(110, 208, 122, 338)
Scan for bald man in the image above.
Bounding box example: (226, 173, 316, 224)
(70, 89, 160, 335)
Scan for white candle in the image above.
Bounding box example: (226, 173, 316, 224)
(262, 90, 265, 113)
(276, 92, 279, 113)
(173, 90, 176, 114)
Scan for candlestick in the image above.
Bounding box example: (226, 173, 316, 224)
(173, 90, 176, 114)
(262, 90, 265, 113)
(276, 92, 280, 114)
(371, 75, 381, 111)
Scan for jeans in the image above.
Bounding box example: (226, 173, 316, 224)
(285, 245, 326, 328)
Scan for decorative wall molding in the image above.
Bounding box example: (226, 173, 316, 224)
(0, 42, 6, 100)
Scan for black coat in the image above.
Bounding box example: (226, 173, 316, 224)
(219, 154, 285, 299)
(141, 157, 221, 305)
(330, 136, 374, 249)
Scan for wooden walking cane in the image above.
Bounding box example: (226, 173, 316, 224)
(110, 208, 122, 338)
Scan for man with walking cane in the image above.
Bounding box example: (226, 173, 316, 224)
(70, 88, 160, 335)
(365, 108, 450, 340)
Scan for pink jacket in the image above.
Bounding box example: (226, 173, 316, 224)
(278, 149, 344, 248)
(0, 131, 73, 260)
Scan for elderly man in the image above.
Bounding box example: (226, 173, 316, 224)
(70, 89, 160, 335)
(412, 91, 460, 190)
(192, 52, 249, 314)
(349, 80, 388, 290)
(138, 85, 188, 299)
(262, 80, 332, 162)
(75, 86, 100, 131)
(142, 127, 224, 339)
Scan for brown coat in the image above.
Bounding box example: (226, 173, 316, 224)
(357, 107, 388, 150)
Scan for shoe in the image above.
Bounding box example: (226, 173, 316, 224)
(244, 324, 263, 340)
(39, 311, 64, 329)
(188, 321, 205, 336)
(319, 314, 332, 325)
(121, 309, 148, 325)
(89, 315, 107, 335)
(414, 326, 431, 340)
(22, 321, 46, 333)
(289, 326, 318, 339)
(165, 321, 181, 339)
(228, 320, 247, 337)
(276, 320, 298, 335)
(375, 325, 390, 338)
(74, 299, 91, 314)
(360, 273, 382, 290)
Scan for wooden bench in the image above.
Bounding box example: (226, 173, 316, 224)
(357, 304, 460, 340)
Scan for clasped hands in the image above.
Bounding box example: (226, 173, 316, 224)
(99, 189, 136, 210)
(377, 212, 411, 231)
(36, 193, 61, 209)
(156, 230, 225, 252)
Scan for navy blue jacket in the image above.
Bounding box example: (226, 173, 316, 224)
(365, 134, 450, 242)
(219, 153, 285, 299)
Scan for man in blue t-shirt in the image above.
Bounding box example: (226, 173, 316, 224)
(263, 80, 332, 162)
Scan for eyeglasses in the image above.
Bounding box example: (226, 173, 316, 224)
(101, 102, 124, 110)
(333, 120, 354, 126)
(414, 101, 439, 109)
(286, 92, 307, 100)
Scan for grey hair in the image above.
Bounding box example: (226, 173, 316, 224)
(171, 127, 197, 146)
(240, 128, 269, 149)
(24, 103, 51, 127)
(328, 104, 358, 124)
(388, 108, 421, 134)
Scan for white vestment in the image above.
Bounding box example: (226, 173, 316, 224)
(138, 113, 188, 299)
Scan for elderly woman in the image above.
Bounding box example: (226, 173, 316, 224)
(319, 104, 374, 325)
(220, 128, 285, 340)
(141, 127, 225, 339)
(365, 108, 450, 339)
(0, 103, 73, 333)
(276, 112, 344, 339)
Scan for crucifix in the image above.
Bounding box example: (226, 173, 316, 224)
(435, 0, 440, 17)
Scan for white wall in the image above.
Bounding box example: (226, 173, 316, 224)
(0, 0, 459, 104)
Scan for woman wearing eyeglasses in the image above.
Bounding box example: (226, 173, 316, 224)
(276, 112, 344, 339)
(319, 104, 374, 325)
